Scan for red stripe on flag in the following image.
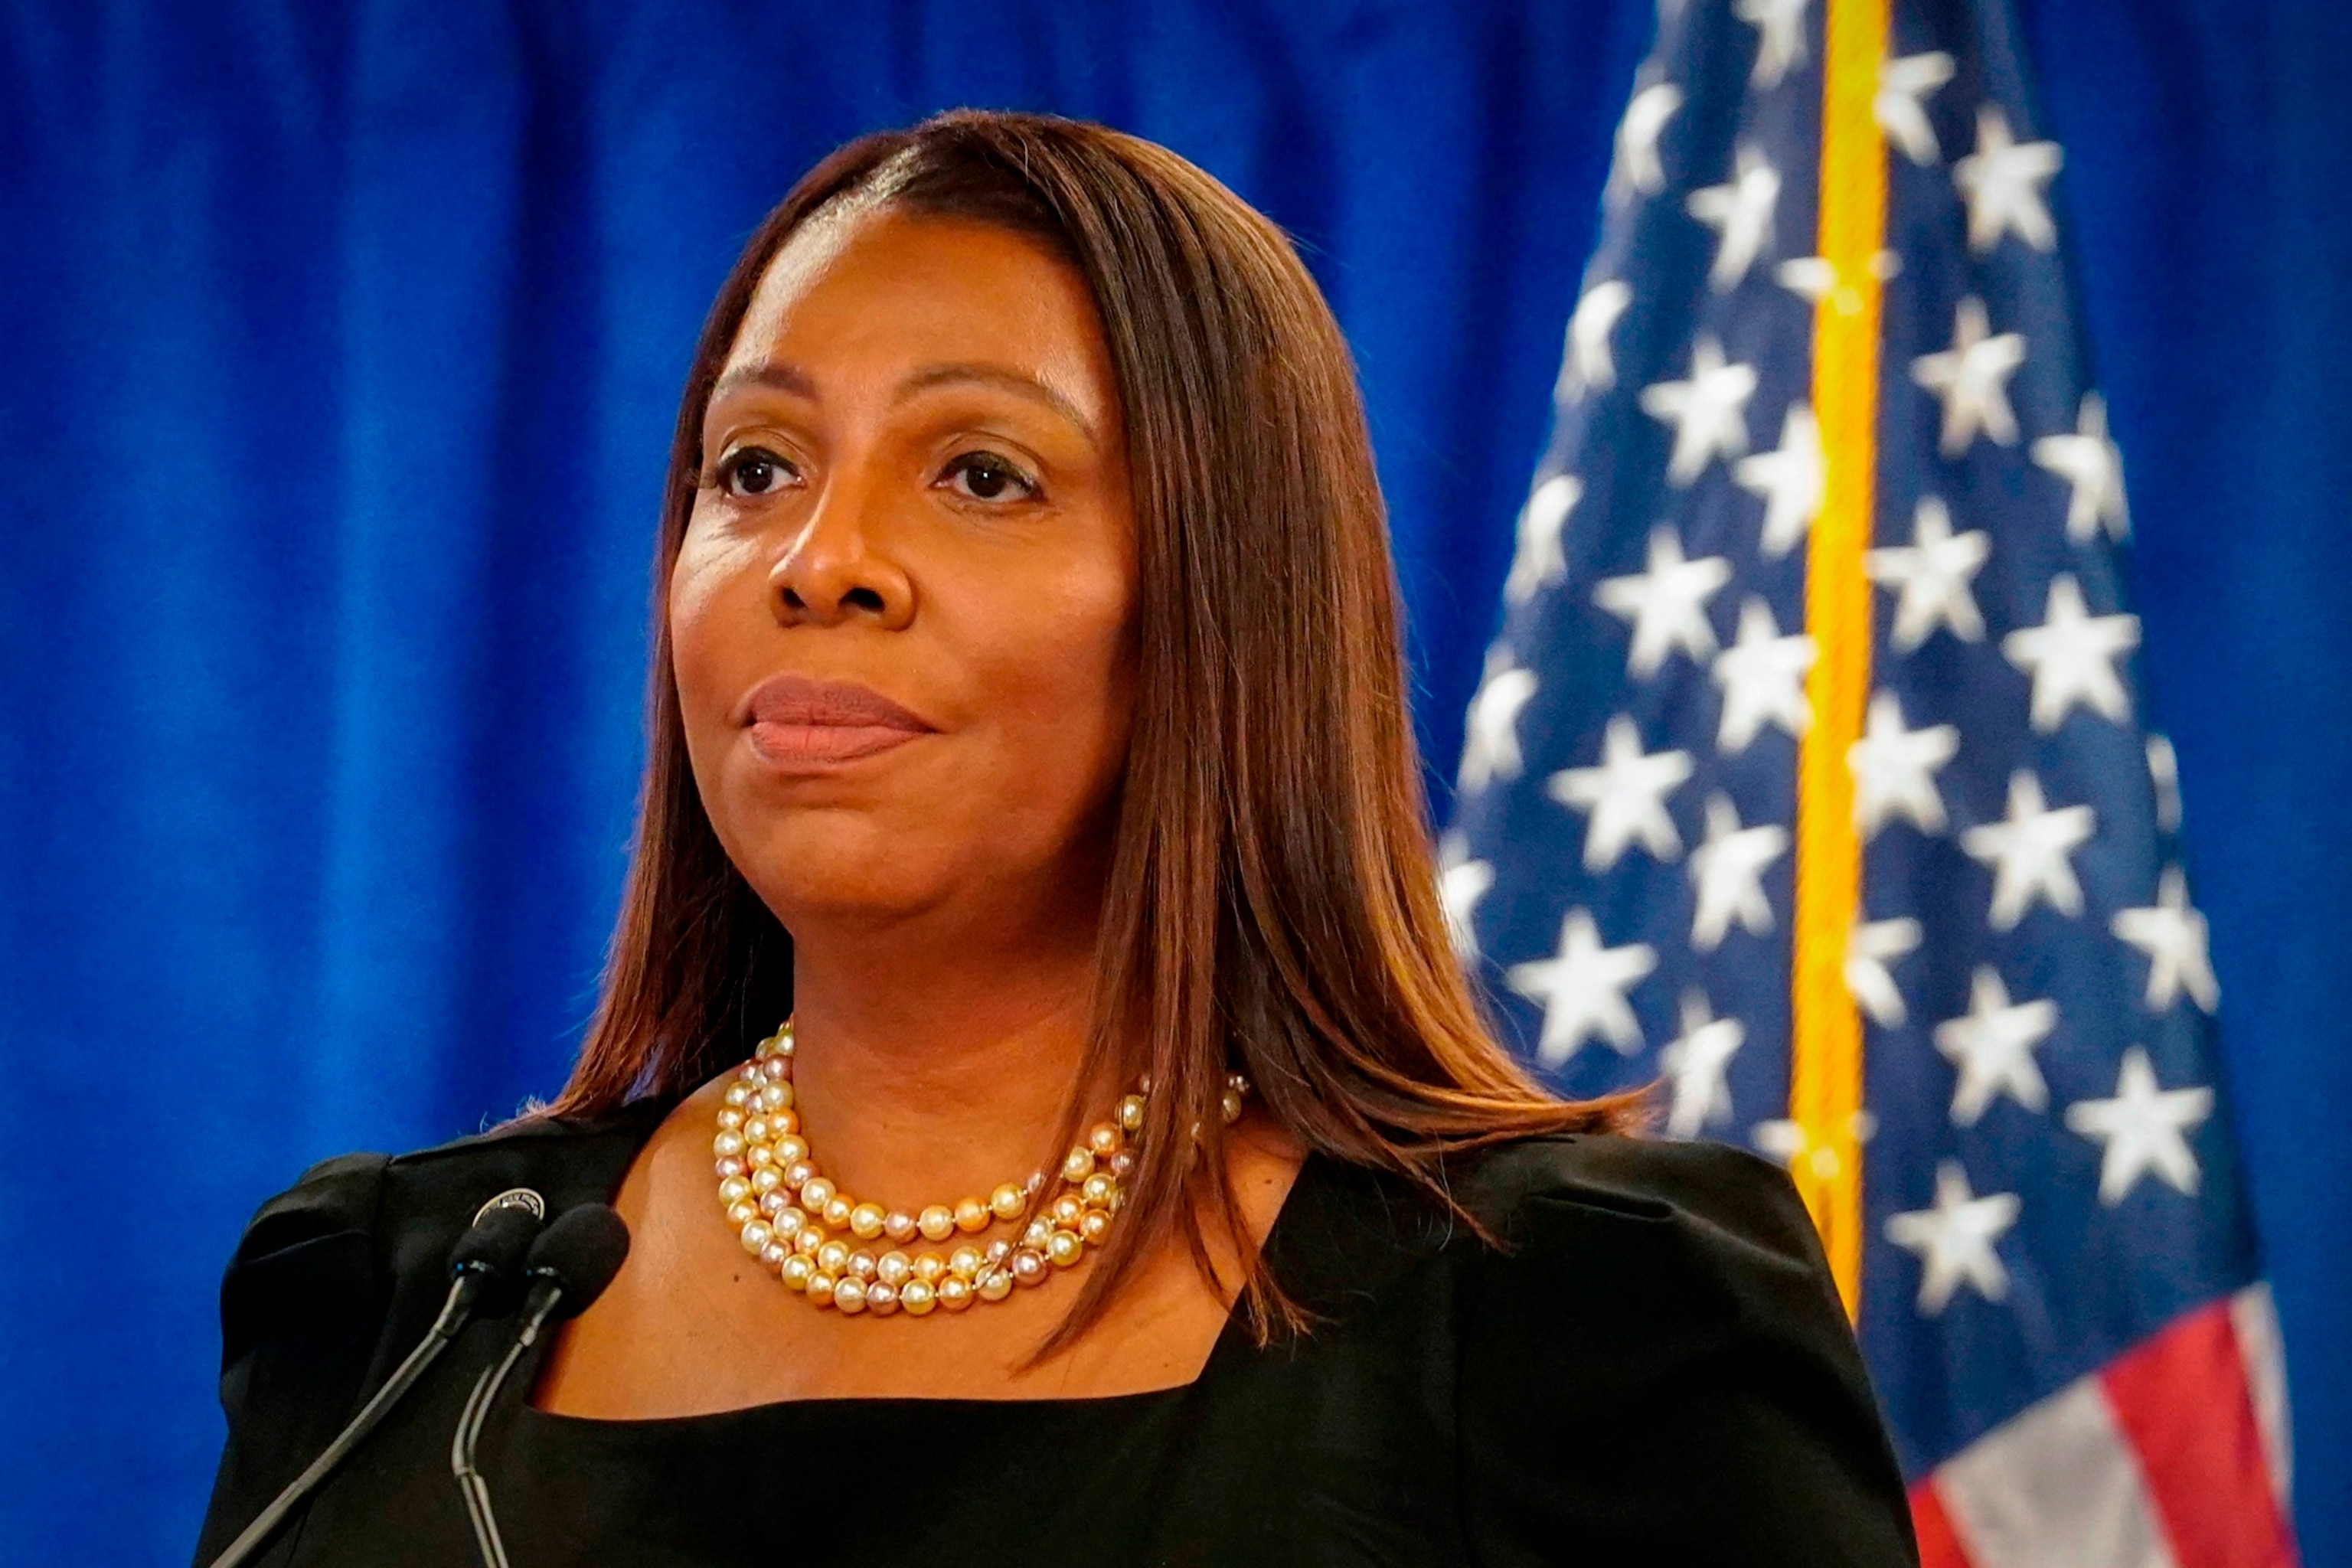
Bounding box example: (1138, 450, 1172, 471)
(2101, 1299, 2298, 1568)
(1909, 1481, 1973, 1568)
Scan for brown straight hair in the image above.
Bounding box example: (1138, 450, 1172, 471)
(549, 109, 1642, 1348)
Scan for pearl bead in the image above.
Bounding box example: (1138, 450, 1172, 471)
(726, 1200, 758, 1227)
(849, 1203, 887, 1240)
(740, 1220, 773, 1254)
(806, 1271, 836, 1306)
(1011, 1249, 1048, 1286)
(1062, 1148, 1095, 1183)
(758, 1241, 789, 1272)
(1046, 1230, 1083, 1268)
(948, 1246, 985, 1280)
(833, 1278, 867, 1315)
(759, 1191, 788, 1217)
(1080, 1210, 1112, 1244)
(1025, 1171, 1047, 1195)
(985, 1240, 1012, 1265)
(899, 1279, 937, 1316)
(906, 1204, 949, 1243)
(1086, 1122, 1122, 1158)
(780, 1254, 814, 1292)
(772, 1107, 800, 1135)
(798, 1176, 835, 1212)
(716, 1107, 745, 1131)
(990, 1183, 1026, 1221)
(775, 1135, 808, 1166)
(938, 1276, 974, 1311)
(822, 1195, 854, 1230)
(976, 1269, 1014, 1302)
(794, 1226, 823, 1256)
(1220, 1088, 1243, 1124)
(876, 1210, 913, 1243)
(847, 1251, 878, 1282)
(865, 1281, 900, 1316)
(1022, 1219, 1054, 1250)
(816, 1240, 851, 1274)
(1119, 1094, 1146, 1132)
(742, 1116, 769, 1143)
(1109, 1152, 1135, 1178)
(724, 1083, 752, 1109)
(783, 1161, 817, 1190)
(953, 1197, 990, 1233)
(913, 1253, 946, 1283)
(714, 1158, 746, 1181)
(762, 1058, 790, 1084)
(719, 1176, 753, 1207)
(875, 1251, 911, 1287)
(774, 1206, 806, 1235)
(1051, 1196, 1084, 1228)
(751, 1166, 783, 1194)
(713, 1132, 745, 1158)
(745, 1144, 775, 1169)
(1081, 1173, 1116, 1207)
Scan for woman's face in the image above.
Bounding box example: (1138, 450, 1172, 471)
(671, 207, 1137, 939)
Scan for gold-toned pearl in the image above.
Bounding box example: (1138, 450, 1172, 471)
(847, 1251, 878, 1282)
(714, 1132, 746, 1159)
(914, 1253, 946, 1284)
(771, 1107, 800, 1136)
(798, 1176, 834, 1211)
(1061, 1148, 1095, 1183)
(917, 1204, 956, 1243)
(774, 1135, 808, 1166)
(1220, 1087, 1243, 1125)
(816, 1240, 851, 1274)
(806, 1271, 836, 1306)
(780, 1254, 815, 1292)
(742, 1116, 769, 1143)
(899, 1279, 937, 1316)
(1080, 1173, 1116, 1207)
(758, 1083, 789, 1113)
(990, 1183, 1026, 1221)
(750, 1166, 783, 1195)
(726, 1200, 758, 1228)
(938, 1276, 974, 1311)
(717, 1107, 746, 1131)
(745, 1144, 776, 1170)
(849, 1203, 887, 1240)
(724, 1083, 753, 1109)
(976, 1269, 1014, 1302)
(1080, 1210, 1112, 1245)
(822, 1195, 854, 1230)
(866, 1281, 900, 1316)
(953, 1197, 990, 1233)
(884, 1210, 919, 1244)
(794, 1226, 823, 1256)
(740, 1220, 773, 1255)
(1118, 1094, 1145, 1132)
(1051, 1195, 1084, 1228)
(774, 1207, 807, 1237)
(1046, 1230, 1083, 1268)
(1022, 1218, 1054, 1250)
(948, 1245, 985, 1280)
(875, 1251, 912, 1288)
(719, 1176, 753, 1207)
(1086, 1122, 1122, 1158)
(833, 1277, 868, 1315)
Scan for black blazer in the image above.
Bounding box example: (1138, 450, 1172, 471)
(194, 1099, 1920, 1566)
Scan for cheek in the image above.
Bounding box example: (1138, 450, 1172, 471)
(666, 524, 763, 724)
(968, 560, 1138, 790)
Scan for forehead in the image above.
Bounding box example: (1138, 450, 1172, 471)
(722, 207, 1116, 411)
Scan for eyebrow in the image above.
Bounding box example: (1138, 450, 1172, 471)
(708, 359, 1098, 442)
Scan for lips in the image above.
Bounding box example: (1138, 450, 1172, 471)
(740, 674, 936, 768)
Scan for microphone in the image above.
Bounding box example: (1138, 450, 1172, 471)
(206, 1189, 547, 1568)
(451, 1204, 631, 1568)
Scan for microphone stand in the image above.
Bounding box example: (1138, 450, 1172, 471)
(448, 1283, 568, 1568)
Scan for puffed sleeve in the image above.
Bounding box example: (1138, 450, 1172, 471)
(1455, 1136, 1918, 1566)
(191, 1151, 392, 1566)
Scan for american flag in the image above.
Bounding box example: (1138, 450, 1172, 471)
(1443, 0, 2298, 1559)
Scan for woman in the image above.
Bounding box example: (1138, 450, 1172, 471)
(195, 110, 1918, 1565)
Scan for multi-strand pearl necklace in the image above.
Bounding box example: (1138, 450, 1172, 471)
(713, 1021, 1249, 1318)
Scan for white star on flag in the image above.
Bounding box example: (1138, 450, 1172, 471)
(1864, 495, 1990, 652)
(2148, 733, 2184, 834)
(1934, 967, 2058, 1125)
(1875, 51, 1956, 165)
(1687, 145, 1782, 291)
(1733, 0, 1810, 87)
(1547, 715, 1694, 871)
(1594, 528, 1733, 677)
(2065, 1047, 2215, 1205)
(2032, 391, 2130, 544)
(1459, 651, 1539, 792)
(1504, 909, 1658, 1067)
(1849, 690, 1960, 838)
(1912, 296, 2027, 456)
(1710, 598, 1816, 752)
(1639, 336, 1759, 484)
(1733, 401, 1823, 559)
(1560, 279, 1634, 398)
(2112, 865, 2221, 1011)
(1886, 1161, 2022, 1315)
(1845, 915, 1922, 1027)
(2003, 573, 2141, 733)
(1954, 106, 2063, 254)
(1773, 249, 1899, 306)
(1609, 80, 1685, 202)
(1504, 473, 1582, 605)
(1661, 990, 1746, 1138)
(1436, 831, 1494, 958)
(1688, 793, 1788, 952)
(1962, 770, 2098, 930)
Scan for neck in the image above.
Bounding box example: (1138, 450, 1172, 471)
(780, 891, 1116, 1213)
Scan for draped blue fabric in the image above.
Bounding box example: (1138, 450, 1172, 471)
(0, 3, 2341, 1561)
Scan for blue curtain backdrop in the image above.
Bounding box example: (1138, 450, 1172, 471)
(1, 2, 2343, 1561)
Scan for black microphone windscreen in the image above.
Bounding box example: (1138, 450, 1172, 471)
(448, 1199, 542, 1282)
(523, 1204, 631, 1320)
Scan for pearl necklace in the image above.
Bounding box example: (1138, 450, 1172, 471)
(713, 1021, 1249, 1317)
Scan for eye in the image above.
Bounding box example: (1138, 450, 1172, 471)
(716, 446, 799, 498)
(938, 451, 1037, 504)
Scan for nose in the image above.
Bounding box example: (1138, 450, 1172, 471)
(769, 466, 916, 631)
